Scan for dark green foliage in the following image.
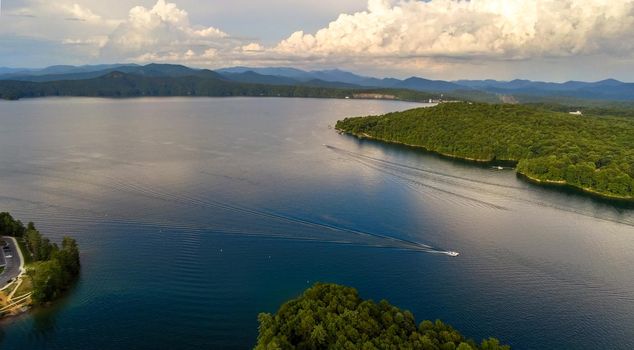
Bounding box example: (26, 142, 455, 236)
(0, 212, 26, 237)
(0, 213, 79, 301)
(29, 259, 63, 304)
(29, 235, 80, 304)
(25, 226, 56, 261)
(255, 283, 509, 350)
(0, 72, 444, 103)
(2, 217, 83, 305)
(336, 102, 634, 200)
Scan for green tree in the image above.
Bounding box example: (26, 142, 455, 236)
(336, 102, 634, 200)
(29, 260, 63, 304)
(0, 212, 26, 237)
(255, 283, 508, 350)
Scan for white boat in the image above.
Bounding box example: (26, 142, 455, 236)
(446, 251, 460, 257)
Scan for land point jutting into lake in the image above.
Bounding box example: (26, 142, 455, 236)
(0, 97, 633, 349)
(4, 0, 634, 347)
(0, 213, 80, 318)
(336, 102, 634, 201)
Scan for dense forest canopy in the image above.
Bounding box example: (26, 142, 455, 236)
(256, 283, 508, 350)
(0, 212, 26, 237)
(336, 102, 634, 200)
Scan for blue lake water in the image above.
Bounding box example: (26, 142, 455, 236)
(0, 97, 632, 349)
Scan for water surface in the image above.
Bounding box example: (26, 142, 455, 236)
(0, 97, 632, 349)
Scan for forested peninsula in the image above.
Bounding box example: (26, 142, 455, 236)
(255, 283, 509, 350)
(0, 212, 80, 317)
(336, 102, 634, 200)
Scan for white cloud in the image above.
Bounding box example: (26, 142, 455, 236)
(62, 3, 103, 23)
(100, 0, 229, 60)
(202, 48, 219, 58)
(61, 36, 108, 47)
(3, 0, 634, 80)
(274, 0, 634, 60)
(242, 42, 264, 52)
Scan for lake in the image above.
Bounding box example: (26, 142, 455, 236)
(0, 97, 632, 349)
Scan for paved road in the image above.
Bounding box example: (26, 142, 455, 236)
(0, 237, 23, 289)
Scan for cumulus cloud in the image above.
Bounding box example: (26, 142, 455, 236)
(100, 0, 229, 60)
(3, 0, 634, 80)
(274, 0, 634, 60)
(242, 42, 265, 52)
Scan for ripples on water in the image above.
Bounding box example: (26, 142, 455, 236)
(0, 97, 632, 350)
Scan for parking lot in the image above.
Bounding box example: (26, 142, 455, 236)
(0, 237, 23, 288)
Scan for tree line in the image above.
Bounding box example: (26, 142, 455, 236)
(336, 102, 634, 200)
(256, 283, 508, 350)
(0, 72, 443, 103)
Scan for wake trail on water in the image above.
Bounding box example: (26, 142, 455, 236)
(325, 145, 634, 227)
(361, 158, 508, 211)
(123, 183, 448, 254)
(72, 173, 453, 254)
(325, 145, 508, 210)
(326, 145, 522, 190)
(0, 164, 453, 255)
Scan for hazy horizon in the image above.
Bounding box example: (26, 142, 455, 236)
(0, 62, 632, 85)
(1, 0, 634, 81)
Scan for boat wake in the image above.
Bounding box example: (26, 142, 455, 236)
(0, 159, 460, 256)
(323, 144, 634, 228)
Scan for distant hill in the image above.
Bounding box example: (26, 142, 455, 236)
(217, 71, 360, 89)
(454, 78, 634, 100)
(0, 64, 139, 81)
(1, 63, 632, 101)
(0, 70, 445, 102)
(0, 63, 222, 82)
(0, 67, 31, 75)
(216, 66, 634, 101)
(397, 77, 465, 92)
(217, 67, 466, 92)
(216, 66, 385, 87)
(215, 67, 311, 81)
(217, 71, 300, 86)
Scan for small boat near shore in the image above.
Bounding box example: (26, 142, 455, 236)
(446, 251, 460, 257)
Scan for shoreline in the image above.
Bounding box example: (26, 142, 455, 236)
(516, 172, 634, 202)
(338, 128, 634, 203)
(0, 93, 437, 104)
(340, 129, 516, 165)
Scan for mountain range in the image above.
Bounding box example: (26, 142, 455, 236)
(0, 63, 632, 101)
(216, 67, 634, 101)
(0, 68, 444, 102)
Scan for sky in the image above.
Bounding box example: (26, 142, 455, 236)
(0, 0, 633, 81)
